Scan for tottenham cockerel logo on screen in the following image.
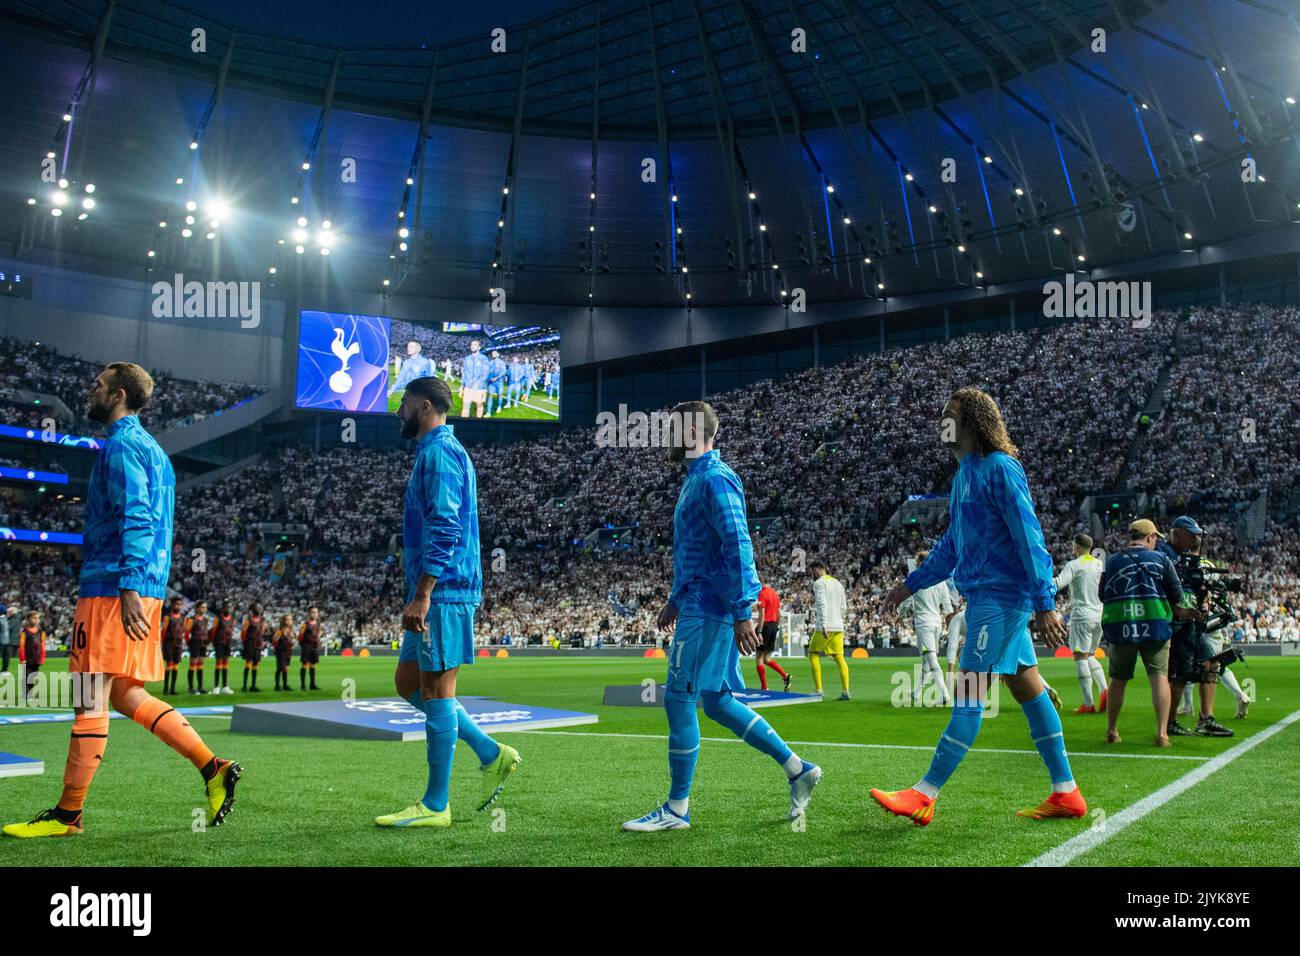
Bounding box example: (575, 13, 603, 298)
(295, 310, 391, 413)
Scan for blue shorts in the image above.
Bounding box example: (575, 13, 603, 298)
(959, 601, 1037, 675)
(399, 603, 476, 673)
(665, 615, 746, 698)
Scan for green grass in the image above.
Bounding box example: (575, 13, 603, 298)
(388, 379, 559, 420)
(2, 656, 1296, 866)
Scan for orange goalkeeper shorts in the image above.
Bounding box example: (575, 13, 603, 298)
(69, 595, 165, 683)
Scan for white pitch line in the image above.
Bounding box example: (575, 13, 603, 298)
(1025, 709, 1300, 868)
(510, 728, 1211, 761)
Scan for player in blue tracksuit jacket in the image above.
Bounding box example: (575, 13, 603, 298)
(459, 341, 491, 419)
(870, 387, 1085, 827)
(622, 401, 821, 832)
(378, 376, 519, 829)
(506, 357, 525, 407)
(485, 350, 508, 416)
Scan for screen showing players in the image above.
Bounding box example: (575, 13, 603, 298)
(296, 311, 561, 421)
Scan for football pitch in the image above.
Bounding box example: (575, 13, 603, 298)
(388, 379, 560, 421)
(2, 656, 1297, 867)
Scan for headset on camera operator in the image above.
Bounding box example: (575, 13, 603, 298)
(1156, 516, 1236, 738)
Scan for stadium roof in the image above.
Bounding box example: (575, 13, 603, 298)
(2, 0, 1299, 308)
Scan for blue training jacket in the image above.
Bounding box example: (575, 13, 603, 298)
(403, 425, 482, 605)
(79, 415, 175, 600)
(668, 450, 761, 622)
(905, 451, 1056, 612)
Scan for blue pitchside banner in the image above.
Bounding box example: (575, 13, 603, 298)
(0, 705, 232, 725)
(230, 696, 597, 741)
(0, 752, 44, 778)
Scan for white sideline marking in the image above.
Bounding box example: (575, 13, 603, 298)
(1025, 709, 1300, 868)
(512, 729, 1211, 761)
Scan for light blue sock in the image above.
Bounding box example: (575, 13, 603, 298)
(921, 701, 984, 792)
(1022, 690, 1075, 788)
(421, 698, 457, 813)
(665, 690, 700, 802)
(455, 700, 501, 766)
(700, 690, 794, 766)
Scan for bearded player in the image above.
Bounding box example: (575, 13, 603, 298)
(375, 376, 520, 828)
(870, 387, 1084, 826)
(3, 363, 239, 838)
(623, 401, 820, 831)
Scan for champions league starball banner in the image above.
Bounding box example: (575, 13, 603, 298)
(294, 310, 392, 413)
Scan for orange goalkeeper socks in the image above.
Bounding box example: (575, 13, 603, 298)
(130, 695, 214, 772)
(57, 712, 110, 813)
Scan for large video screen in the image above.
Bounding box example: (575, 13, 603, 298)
(295, 310, 561, 421)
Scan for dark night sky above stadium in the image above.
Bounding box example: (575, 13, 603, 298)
(178, 0, 575, 46)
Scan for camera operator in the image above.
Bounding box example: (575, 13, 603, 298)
(1158, 516, 1233, 738)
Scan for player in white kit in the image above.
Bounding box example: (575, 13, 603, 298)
(1053, 533, 1107, 713)
(902, 551, 952, 706)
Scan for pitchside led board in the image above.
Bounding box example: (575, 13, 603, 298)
(295, 310, 561, 422)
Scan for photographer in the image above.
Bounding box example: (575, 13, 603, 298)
(1158, 516, 1233, 738)
(1099, 520, 1189, 747)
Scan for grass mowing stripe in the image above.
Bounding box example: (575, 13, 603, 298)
(1024, 708, 1300, 868)
(516, 729, 1212, 761)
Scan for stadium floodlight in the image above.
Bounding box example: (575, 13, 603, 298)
(205, 231, 215, 240)
(317, 230, 334, 248)
(293, 228, 307, 243)
(590, 192, 596, 200)
(398, 227, 409, 238)
(58, 178, 68, 189)
(84, 183, 95, 193)
(190, 141, 199, 150)
(1193, 133, 1204, 142)
(1014, 186, 1024, 196)
(497, 219, 504, 228)
(81, 197, 94, 210)
(1184, 231, 1193, 240)
(957, 244, 966, 252)
(181, 228, 192, 237)
(186, 216, 195, 225)
(297, 216, 308, 228)
(671, 194, 678, 202)
(877, 282, 885, 289)
(52, 190, 68, 206)
(1052, 227, 1061, 235)
(398, 210, 405, 218)
(383, 278, 390, 286)
(864, 257, 871, 264)
(147, 250, 156, 257)
(47, 151, 55, 159)
(844, 217, 852, 225)
(209, 219, 219, 228)
(78, 212, 88, 220)
(291, 196, 299, 204)
(27, 197, 36, 205)
(1076, 254, 1086, 262)
(904, 172, 914, 181)
(984, 155, 993, 163)
(758, 223, 766, 231)
(928, 205, 937, 214)
(321, 219, 332, 230)
(208, 198, 231, 219)
(295, 244, 305, 254)
(399, 242, 408, 252)
(186, 200, 197, 212)
(1288, 96, 1297, 105)
(826, 184, 834, 193)
(269, 267, 277, 274)
(975, 271, 984, 279)
(748, 191, 757, 200)
(176, 177, 184, 185)
(50, 207, 62, 217)
(62, 112, 72, 122)
(302, 162, 311, 170)
(320, 248, 330, 256)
